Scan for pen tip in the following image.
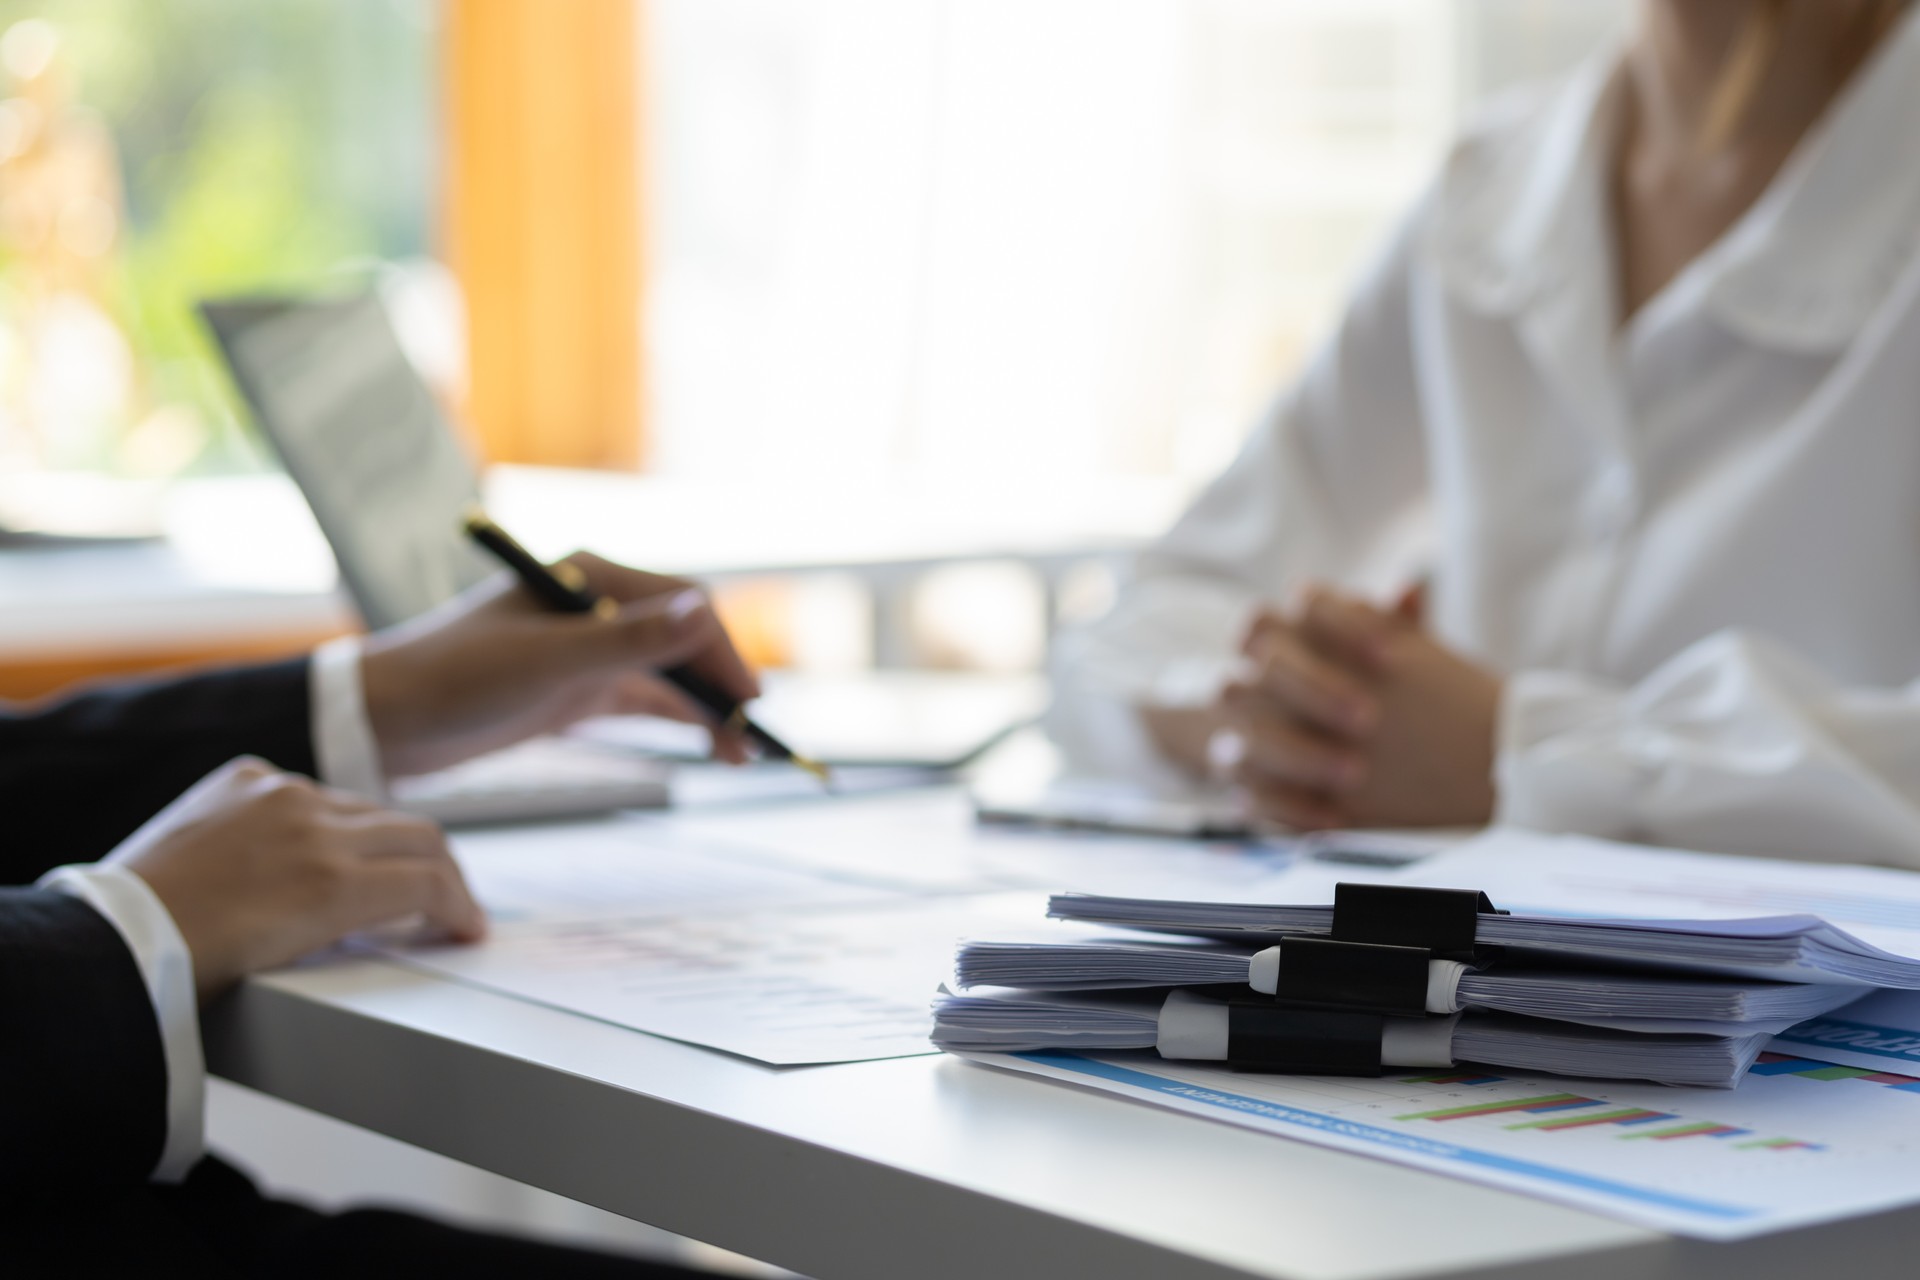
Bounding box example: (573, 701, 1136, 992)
(794, 755, 834, 790)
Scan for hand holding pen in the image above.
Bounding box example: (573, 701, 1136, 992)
(462, 511, 831, 783)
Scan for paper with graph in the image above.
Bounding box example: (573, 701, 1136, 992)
(962, 833, 1920, 1236)
(1766, 989, 1920, 1076)
(969, 1048, 1920, 1238)
(370, 815, 1045, 1064)
(393, 894, 1039, 1064)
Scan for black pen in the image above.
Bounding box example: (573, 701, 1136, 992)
(462, 509, 831, 785)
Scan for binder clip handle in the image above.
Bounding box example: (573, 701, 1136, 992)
(1330, 883, 1506, 961)
(1269, 936, 1433, 1015)
(1225, 997, 1384, 1076)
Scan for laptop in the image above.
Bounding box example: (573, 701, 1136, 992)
(201, 293, 669, 824)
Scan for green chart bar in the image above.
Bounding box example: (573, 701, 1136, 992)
(1395, 1094, 1588, 1122)
(1503, 1107, 1668, 1132)
(1622, 1122, 1749, 1141)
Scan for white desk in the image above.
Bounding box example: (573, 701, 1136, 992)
(202, 793, 1920, 1280)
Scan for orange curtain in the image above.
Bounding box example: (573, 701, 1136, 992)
(443, 0, 644, 469)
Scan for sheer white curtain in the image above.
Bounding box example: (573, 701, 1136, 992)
(645, 0, 1627, 490)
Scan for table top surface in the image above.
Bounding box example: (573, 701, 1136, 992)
(205, 788, 1920, 1280)
(225, 953, 1654, 1280)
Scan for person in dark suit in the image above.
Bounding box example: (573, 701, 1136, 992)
(1, 554, 761, 1276)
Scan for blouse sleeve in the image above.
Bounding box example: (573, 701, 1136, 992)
(1499, 630, 1920, 867)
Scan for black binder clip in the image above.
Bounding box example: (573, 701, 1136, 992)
(1242, 884, 1508, 1018)
(1226, 997, 1383, 1076)
(1270, 936, 1431, 1015)
(1329, 883, 1506, 962)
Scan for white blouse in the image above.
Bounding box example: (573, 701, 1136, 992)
(1049, 15, 1920, 867)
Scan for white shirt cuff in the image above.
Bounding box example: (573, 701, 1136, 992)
(39, 863, 205, 1183)
(312, 635, 387, 799)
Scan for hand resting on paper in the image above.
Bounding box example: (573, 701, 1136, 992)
(110, 757, 486, 1001)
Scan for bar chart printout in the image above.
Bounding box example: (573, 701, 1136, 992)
(1394, 1077, 1824, 1150)
(972, 1052, 1920, 1238)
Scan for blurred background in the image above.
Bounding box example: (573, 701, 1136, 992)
(0, 0, 1625, 695)
(0, 0, 1627, 1268)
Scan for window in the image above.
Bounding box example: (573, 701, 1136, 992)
(0, 0, 434, 490)
(0, 1, 1632, 675)
(646, 0, 1628, 491)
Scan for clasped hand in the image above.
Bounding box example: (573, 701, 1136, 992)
(1213, 584, 1503, 831)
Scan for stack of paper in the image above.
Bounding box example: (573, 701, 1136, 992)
(933, 877, 1920, 1086)
(954, 938, 1866, 1034)
(1046, 894, 1920, 985)
(932, 986, 1774, 1088)
(945, 830, 1920, 1239)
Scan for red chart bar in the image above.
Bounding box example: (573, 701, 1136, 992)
(1529, 1109, 1671, 1132)
(1652, 1124, 1748, 1141)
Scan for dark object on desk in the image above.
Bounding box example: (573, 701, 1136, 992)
(974, 780, 1448, 866)
(971, 778, 1258, 840)
(0, 525, 160, 549)
(463, 510, 831, 785)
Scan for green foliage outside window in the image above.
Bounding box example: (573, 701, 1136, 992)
(0, 0, 433, 475)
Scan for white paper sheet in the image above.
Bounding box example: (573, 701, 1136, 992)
(1413, 829, 1920, 959)
(446, 814, 895, 921)
(971, 1048, 1920, 1239)
(653, 789, 1315, 898)
(386, 894, 1042, 1064)
(369, 814, 995, 1064)
(372, 807, 1070, 1064)
(366, 800, 1364, 1066)
(1769, 990, 1920, 1077)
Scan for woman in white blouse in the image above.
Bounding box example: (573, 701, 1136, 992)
(1051, 0, 1920, 865)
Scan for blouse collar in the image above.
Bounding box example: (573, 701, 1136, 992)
(1424, 10, 1920, 354)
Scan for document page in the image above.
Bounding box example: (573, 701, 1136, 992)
(975, 1048, 1920, 1239)
(1769, 989, 1920, 1076)
(445, 814, 895, 921)
(1413, 828, 1920, 959)
(654, 789, 1319, 898)
(388, 894, 1041, 1065)
(369, 813, 1045, 1064)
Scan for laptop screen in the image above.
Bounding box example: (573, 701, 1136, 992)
(201, 294, 495, 630)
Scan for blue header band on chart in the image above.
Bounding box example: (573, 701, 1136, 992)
(1773, 1017, 1920, 1063)
(1014, 1053, 1757, 1222)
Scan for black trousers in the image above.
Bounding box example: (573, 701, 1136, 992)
(8, 1154, 720, 1278)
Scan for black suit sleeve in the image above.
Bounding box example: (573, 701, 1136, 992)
(0, 888, 167, 1199)
(0, 658, 317, 881)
